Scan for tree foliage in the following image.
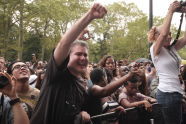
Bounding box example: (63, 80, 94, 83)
(0, 0, 185, 62)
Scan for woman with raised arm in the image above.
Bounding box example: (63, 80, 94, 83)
(148, 1, 186, 124)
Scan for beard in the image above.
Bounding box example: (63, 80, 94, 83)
(16, 76, 29, 83)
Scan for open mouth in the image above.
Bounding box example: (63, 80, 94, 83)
(78, 61, 88, 67)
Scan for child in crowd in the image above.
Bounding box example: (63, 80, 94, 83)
(118, 75, 156, 110)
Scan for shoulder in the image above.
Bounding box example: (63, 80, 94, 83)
(118, 92, 128, 103)
(29, 87, 40, 95)
(51, 51, 70, 70)
(88, 85, 102, 95)
(119, 92, 127, 99)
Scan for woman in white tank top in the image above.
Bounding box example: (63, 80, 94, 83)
(147, 1, 186, 124)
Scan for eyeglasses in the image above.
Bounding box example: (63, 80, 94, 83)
(12, 64, 28, 71)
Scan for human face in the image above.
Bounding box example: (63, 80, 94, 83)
(119, 66, 129, 76)
(68, 45, 88, 77)
(40, 73, 45, 80)
(126, 82, 138, 96)
(12, 62, 30, 81)
(87, 63, 93, 74)
(25, 61, 31, 67)
(105, 57, 115, 71)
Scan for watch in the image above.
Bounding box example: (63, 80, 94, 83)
(9, 98, 21, 106)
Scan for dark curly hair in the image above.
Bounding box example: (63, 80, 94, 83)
(98, 55, 117, 80)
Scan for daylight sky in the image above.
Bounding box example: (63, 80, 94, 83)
(95, 0, 186, 29)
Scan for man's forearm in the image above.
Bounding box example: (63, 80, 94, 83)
(12, 103, 29, 124)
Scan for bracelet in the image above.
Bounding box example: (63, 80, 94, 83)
(9, 98, 21, 106)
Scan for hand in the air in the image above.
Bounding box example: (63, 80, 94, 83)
(88, 3, 107, 20)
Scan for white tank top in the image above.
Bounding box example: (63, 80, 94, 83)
(150, 44, 183, 94)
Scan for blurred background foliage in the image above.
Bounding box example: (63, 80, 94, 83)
(0, 0, 185, 62)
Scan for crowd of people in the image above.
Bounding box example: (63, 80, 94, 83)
(0, 1, 186, 124)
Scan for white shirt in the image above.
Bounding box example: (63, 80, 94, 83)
(150, 44, 183, 94)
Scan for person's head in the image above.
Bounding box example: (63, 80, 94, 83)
(124, 75, 140, 96)
(37, 61, 44, 69)
(90, 68, 107, 87)
(99, 55, 116, 71)
(31, 53, 36, 60)
(29, 68, 36, 75)
(68, 40, 89, 77)
(0, 57, 5, 72)
(7, 61, 30, 82)
(87, 62, 93, 74)
(123, 59, 129, 66)
(147, 26, 172, 47)
(25, 61, 31, 67)
(117, 60, 123, 67)
(119, 66, 129, 77)
(35, 70, 46, 90)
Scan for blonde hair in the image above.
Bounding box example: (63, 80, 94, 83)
(147, 26, 159, 43)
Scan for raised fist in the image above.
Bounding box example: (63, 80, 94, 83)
(89, 3, 107, 20)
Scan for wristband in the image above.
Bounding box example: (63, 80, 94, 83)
(9, 98, 21, 106)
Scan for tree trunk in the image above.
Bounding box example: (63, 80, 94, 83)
(18, 0, 24, 60)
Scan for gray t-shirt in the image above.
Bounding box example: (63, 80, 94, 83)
(0, 95, 13, 124)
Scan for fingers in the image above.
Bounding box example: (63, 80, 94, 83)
(115, 106, 126, 114)
(91, 3, 107, 19)
(170, 1, 181, 12)
(0, 73, 17, 98)
(78, 29, 91, 41)
(93, 3, 107, 13)
(80, 111, 91, 123)
(94, 3, 102, 11)
(0, 83, 12, 96)
(144, 100, 152, 112)
(147, 105, 153, 112)
(11, 76, 16, 87)
(0, 72, 12, 93)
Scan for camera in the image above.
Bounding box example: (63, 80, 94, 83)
(176, 1, 186, 12)
(0, 73, 10, 89)
(181, 1, 186, 6)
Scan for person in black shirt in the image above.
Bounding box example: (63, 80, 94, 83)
(30, 3, 107, 124)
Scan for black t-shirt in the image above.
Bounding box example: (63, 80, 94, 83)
(30, 54, 88, 124)
(85, 90, 102, 124)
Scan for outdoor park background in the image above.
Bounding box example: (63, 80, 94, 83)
(1, 0, 186, 63)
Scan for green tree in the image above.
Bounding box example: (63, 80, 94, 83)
(0, 0, 20, 59)
(89, 2, 147, 61)
(24, 0, 90, 61)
